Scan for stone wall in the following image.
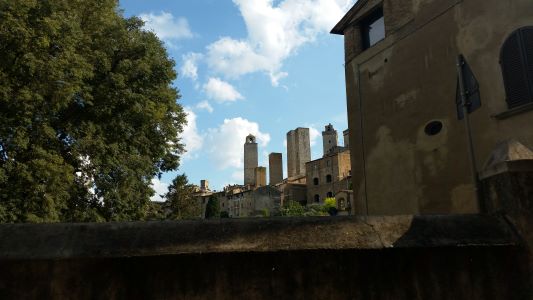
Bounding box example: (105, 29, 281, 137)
(0, 215, 530, 299)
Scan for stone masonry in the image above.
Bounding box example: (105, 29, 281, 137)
(286, 128, 311, 178)
(243, 134, 258, 186)
(322, 123, 338, 156)
(268, 153, 283, 185)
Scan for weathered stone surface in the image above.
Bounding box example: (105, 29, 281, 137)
(0, 215, 519, 260)
(286, 128, 311, 178)
(0, 215, 529, 300)
(268, 152, 283, 185)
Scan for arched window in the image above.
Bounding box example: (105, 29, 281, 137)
(313, 177, 319, 185)
(501, 27, 533, 109)
(327, 192, 333, 198)
(326, 175, 332, 183)
(314, 194, 320, 202)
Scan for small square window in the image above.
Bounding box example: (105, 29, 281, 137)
(361, 8, 385, 50)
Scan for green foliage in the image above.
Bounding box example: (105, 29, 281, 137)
(165, 174, 201, 220)
(220, 211, 229, 218)
(0, 0, 186, 222)
(280, 200, 336, 217)
(261, 208, 270, 217)
(205, 195, 220, 219)
(280, 201, 306, 216)
(323, 197, 338, 216)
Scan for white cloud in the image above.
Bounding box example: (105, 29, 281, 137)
(309, 126, 320, 146)
(206, 0, 355, 86)
(181, 52, 203, 81)
(196, 100, 214, 113)
(203, 77, 244, 103)
(140, 12, 193, 40)
(181, 108, 203, 159)
(205, 118, 270, 170)
(151, 178, 169, 202)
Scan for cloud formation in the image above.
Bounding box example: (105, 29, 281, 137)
(140, 12, 193, 40)
(181, 108, 203, 159)
(205, 118, 270, 170)
(309, 126, 320, 146)
(150, 178, 169, 202)
(206, 0, 354, 86)
(203, 77, 244, 103)
(180, 52, 203, 81)
(196, 100, 214, 113)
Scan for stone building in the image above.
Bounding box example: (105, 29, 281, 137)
(221, 184, 281, 218)
(243, 134, 258, 186)
(275, 175, 307, 206)
(332, 0, 533, 215)
(306, 124, 351, 205)
(268, 153, 283, 185)
(322, 123, 338, 156)
(286, 128, 311, 177)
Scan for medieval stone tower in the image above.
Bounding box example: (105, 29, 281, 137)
(268, 153, 283, 185)
(244, 134, 258, 185)
(322, 123, 338, 156)
(287, 128, 311, 178)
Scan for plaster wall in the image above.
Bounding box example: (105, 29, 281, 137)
(341, 0, 533, 215)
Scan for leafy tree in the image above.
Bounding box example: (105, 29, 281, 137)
(165, 174, 201, 220)
(204, 195, 220, 219)
(0, 0, 186, 222)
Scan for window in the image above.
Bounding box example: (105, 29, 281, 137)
(326, 175, 332, 183)
(501, 27, 533, 109)
(314, 194, 320, 202)
(327, 192, 333, 198)
(313, 177, 319, 185)
(361, 8, 385, 50)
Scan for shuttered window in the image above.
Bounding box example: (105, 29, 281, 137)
(501, 27, 533, 109)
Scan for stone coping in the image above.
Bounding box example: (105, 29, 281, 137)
(0, 215, 520, 260)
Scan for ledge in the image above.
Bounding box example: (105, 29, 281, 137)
(492, 102, 533, 120)
(0, 215, 520, 260)
(479, 159, 533, 180)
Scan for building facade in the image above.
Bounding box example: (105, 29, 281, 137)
(306, 124, 352, 205)
(306, 150, 351, 205)
(332, 0, 533, 215)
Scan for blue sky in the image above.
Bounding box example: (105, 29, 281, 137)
(118, 0, 355, 199)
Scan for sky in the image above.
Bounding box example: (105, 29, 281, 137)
(118, 0, 355, 200)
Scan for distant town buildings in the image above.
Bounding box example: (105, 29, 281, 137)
(193, 123, 352, 218)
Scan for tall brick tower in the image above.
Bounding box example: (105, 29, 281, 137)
(244, 134, 258, 185)
(268, 153, 283, 185)
(287, 128, 311, 178)
(322, 123, 338, 156)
